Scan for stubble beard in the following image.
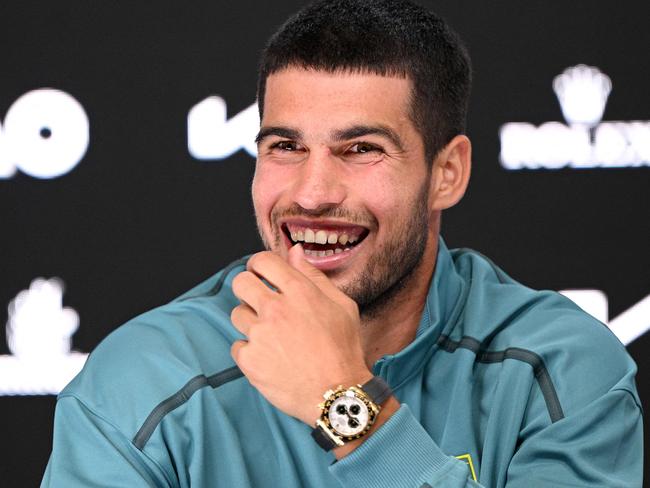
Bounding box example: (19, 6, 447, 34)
(255, 179, 431, 320)
(339, 180, 430, 320)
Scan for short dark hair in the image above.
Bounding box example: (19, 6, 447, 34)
(257, 0, 472, 162)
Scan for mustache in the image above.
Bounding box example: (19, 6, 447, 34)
(270, 203, 377, 228)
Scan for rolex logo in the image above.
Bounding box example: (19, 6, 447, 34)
(552, 65, 612, 128)
(500, 64, 650, 170)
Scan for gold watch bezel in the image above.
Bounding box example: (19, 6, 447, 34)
(316, 385, 381, 443)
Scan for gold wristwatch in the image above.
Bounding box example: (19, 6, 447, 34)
(310, 376, 392, 451)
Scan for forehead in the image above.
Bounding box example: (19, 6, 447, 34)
(262, 68, 414, 134)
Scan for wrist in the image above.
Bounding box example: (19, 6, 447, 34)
(333, 395, 400, 459)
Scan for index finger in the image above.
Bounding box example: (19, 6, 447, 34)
(246, 251, 310, 294)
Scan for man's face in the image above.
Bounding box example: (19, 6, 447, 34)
(252, 68, 435, 314)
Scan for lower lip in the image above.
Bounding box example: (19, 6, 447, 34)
(281, 232, 365, 271)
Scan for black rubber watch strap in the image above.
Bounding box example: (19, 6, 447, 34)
(311, 424, 339, 451)
(361, 376, 392, 405)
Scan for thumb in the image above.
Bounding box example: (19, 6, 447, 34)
(288, 243, 339, 295)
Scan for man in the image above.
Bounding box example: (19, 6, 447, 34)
(42, 0, 643, 486)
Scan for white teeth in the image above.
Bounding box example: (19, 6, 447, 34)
(303, 249, 312, 256)
(315, 230, 328, 244)
(317, 250, 326, 257)
(334, 248, 342, 254)
(344, 247, 351, 251)
(288, 226, 361, 247)
(325, 249, 334, 256)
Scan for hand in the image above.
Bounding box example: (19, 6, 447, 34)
(230, 244, 373, 426)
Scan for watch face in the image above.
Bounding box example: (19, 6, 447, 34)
(327, 391, 370, 436)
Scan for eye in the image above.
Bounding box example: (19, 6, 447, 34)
(270, 140, 300, 152)
(343, 141, 384, 164)
(350, 142, 381, 154)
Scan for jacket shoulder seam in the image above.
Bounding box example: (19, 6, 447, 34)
(56, 393, 177, 486)
(611, 386, 644, 413)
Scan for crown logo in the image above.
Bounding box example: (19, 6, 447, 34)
(553, 65, 612, 127)
(6, 278, 79, 359)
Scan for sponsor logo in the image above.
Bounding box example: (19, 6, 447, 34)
(0, 89, 89, 179)
(0, 281, 644, 396)
(500, 65, 650, 170)
(0, 278, 87, 395)
(187, 96, 258, 160)
(455, 454, 478, 481)
(560, 289, 650, 345)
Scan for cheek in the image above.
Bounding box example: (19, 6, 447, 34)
(357, 174, 404, 224)
(252, 163, 280, 217)
(360, 170, 429, 238)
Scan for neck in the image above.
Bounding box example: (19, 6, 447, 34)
(359, 233, 439, 368)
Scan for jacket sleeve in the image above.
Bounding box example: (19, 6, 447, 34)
(41, 394, 173, 488)
(329, 404, 483, 487)
(329, 393, 643, 488)
(506, 387, 643, 487)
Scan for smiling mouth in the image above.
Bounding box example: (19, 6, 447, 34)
(281, 223, 369, 257)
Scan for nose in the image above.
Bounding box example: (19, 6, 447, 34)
(291, 147, 346, 211)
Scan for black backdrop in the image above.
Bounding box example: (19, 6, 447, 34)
(1, 1, 648, 486)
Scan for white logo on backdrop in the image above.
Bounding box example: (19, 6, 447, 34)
(500, 65, 650, 170)
(560, 289, 650, 345)
(553, 65, 611, 127)
(0, 89, 89, 179)
(0, 279, 643, 396)
(187, 96, 259, 160)
(0, 278, 87, 395)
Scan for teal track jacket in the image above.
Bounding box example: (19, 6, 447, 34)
(42, 240, 643, 487)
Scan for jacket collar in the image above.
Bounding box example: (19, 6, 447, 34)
(371, 237, 466, 388)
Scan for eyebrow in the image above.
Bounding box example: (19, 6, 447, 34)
(255, 126, 302, 144)
(332, 125, 405, 152)
(255, 124, 405, 151)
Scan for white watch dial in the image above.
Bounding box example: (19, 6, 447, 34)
(327, 391, 369, 436)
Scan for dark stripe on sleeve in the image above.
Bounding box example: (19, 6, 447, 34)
(437, 335, 565, 423)
(133, 366, 244, 450)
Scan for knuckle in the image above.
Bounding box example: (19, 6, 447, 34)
(345, 297, 360, 315)
(230, 306, 243, 325)
(239, 348, 258, 376)
(248, 251, 271, 270)
(247, 325, 263, 342)
(232, 342, 249, 368)
(231, 272, 249, 294)
(230, 341, 242, 360)
(247, 254, 259, 269)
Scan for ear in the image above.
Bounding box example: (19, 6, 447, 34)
(429, 135, 471, 211)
